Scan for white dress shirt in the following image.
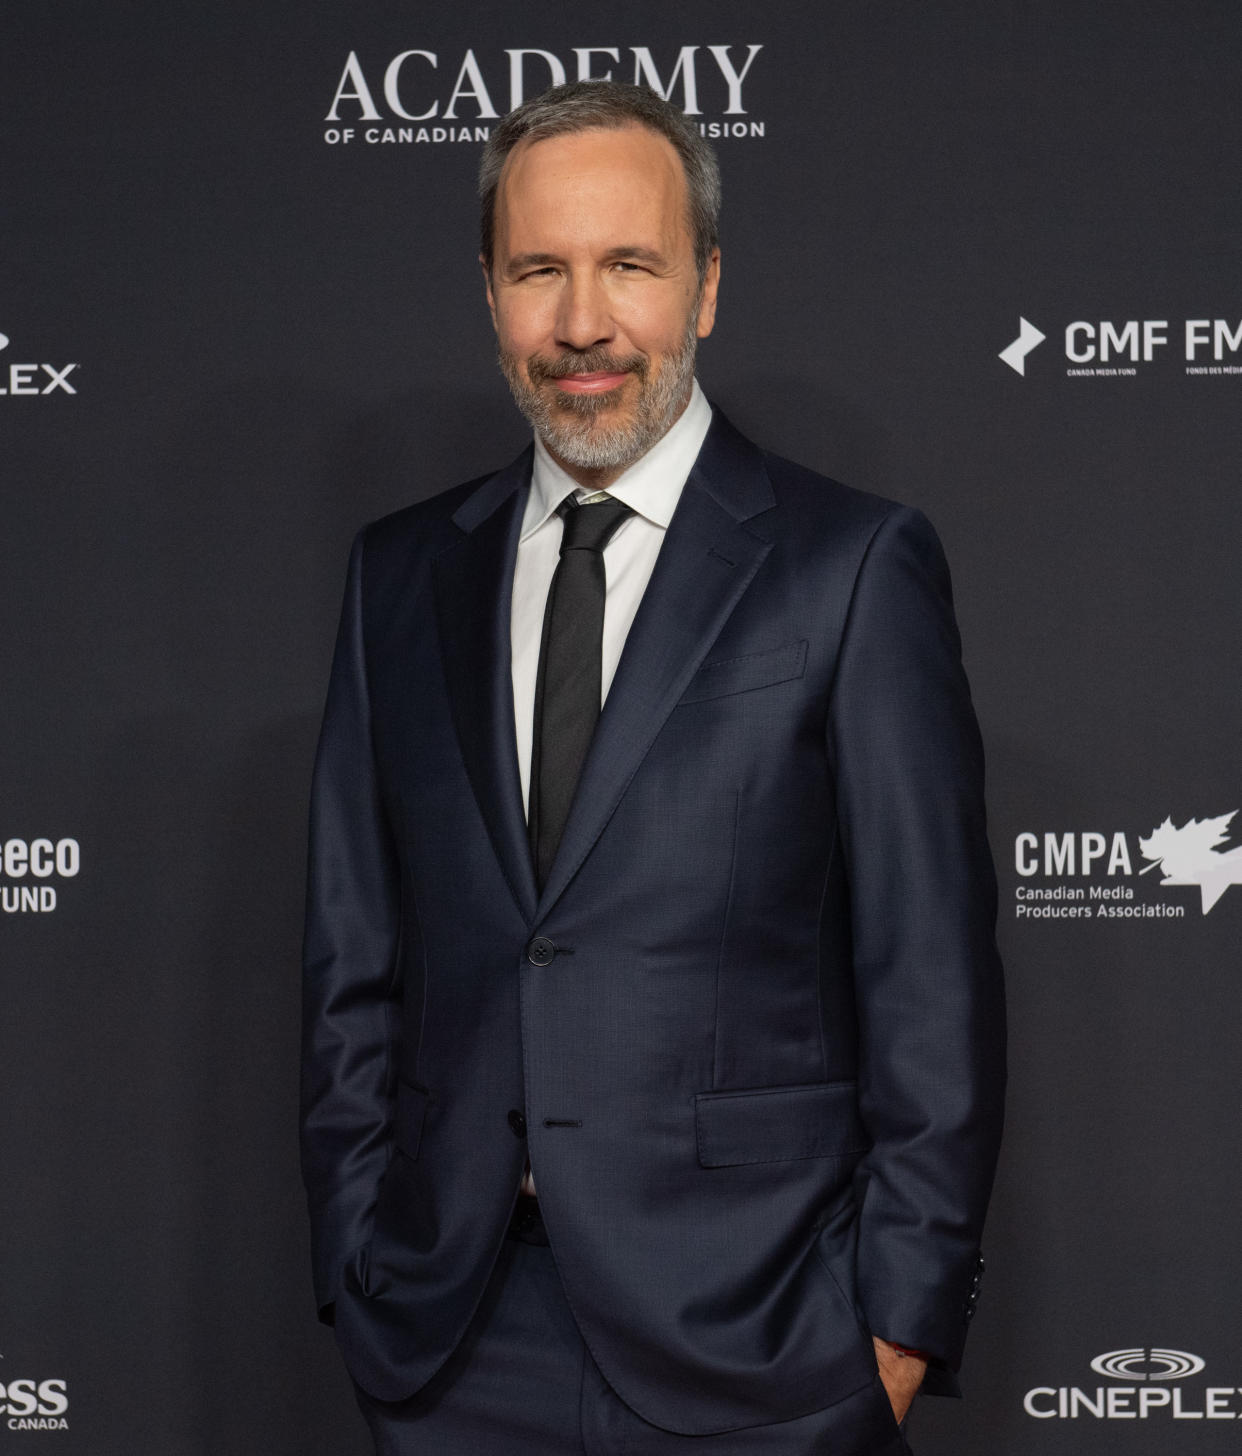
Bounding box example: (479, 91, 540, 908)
(510, 379, 713, 1195)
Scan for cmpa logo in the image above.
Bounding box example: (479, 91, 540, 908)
(0, 333, 78, 397)
(998, 314, 1242, 378)
(0, 837, 81, 915)
(323, 44, 765, 148)
(1025, 1347, 1241, 1420)
(1013, 809, 1241, 920)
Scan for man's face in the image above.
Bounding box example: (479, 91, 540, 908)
(485, 124, 720, 477)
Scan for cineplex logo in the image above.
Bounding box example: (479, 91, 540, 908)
(0, 837, 81, 914)
(998, 314, 1242, 378)
(0, 1370, 69, 1432)
(324, 44, 765, 146)
(0, 333, 78, 397)
(1012, 810, 1242, 919)
(1025, 1347, 1242, 1421)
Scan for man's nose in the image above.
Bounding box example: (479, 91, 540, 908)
(554, 271, 614, 352)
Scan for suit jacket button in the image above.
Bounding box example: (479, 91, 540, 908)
(526, 936, 556, 966)
(508, 1109, 527, 1138)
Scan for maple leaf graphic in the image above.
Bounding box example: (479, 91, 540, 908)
(1139, 812, 1242, 913)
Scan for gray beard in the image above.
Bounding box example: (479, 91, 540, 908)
(498, 310, 699, 473)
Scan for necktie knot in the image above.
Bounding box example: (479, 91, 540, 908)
(557, 495, 634, 555)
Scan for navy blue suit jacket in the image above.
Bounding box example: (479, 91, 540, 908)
(300, 406, 1005, 1436)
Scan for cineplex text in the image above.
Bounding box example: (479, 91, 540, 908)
(1024, 1385, 1242, 1420)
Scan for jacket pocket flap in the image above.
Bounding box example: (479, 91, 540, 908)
(677, 639, 808, 706)
(394, 1079, 432, 1160)
(694, 1080, 867, 1168)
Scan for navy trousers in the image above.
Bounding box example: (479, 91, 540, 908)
(352, 1201, 914, 1456)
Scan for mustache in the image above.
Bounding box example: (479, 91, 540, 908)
(526, 348, 647, 384)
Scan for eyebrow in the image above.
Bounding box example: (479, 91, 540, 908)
(505, 252, 561, 271)
(505, 246, 670, 272)
(601, 246, 668, 265)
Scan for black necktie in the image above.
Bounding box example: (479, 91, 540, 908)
(528, 494, 635, 891)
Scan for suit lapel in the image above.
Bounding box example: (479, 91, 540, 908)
(533, 411, 775, 919)
(433, 447, 539, 923)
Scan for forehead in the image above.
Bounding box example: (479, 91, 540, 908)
(494, 124, 690, 254)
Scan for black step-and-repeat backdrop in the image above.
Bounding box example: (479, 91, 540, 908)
(5, 2, 1240, 1451)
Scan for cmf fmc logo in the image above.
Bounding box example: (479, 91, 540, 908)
(998, 314, 1242, 378)
(1025, 1347, 1242, 1421)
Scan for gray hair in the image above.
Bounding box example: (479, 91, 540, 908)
(478, 80, 721, 282)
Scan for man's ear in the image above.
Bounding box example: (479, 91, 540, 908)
(481, 255, 498, 332)
(696, 248, 722, 339)
(477, 259, 497, 334)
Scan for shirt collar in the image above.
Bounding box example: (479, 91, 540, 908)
(520, 378, 712, 542)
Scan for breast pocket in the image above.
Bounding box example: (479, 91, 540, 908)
(676, 638, 808, 707)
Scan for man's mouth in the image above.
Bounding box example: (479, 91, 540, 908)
(552, 371, 631, 394)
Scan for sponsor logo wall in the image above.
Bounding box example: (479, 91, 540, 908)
(4, 3, 1241, 1453)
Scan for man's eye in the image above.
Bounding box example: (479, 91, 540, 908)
(611, 261, 642, 272)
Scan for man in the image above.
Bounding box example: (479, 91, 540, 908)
(301, 80, 1005, 1456)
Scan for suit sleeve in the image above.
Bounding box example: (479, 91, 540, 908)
(825, 505, 1006, 1377)
(300, 527, 403, 1324)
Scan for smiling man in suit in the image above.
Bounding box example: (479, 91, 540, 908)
(301, 80, 1005, 1456)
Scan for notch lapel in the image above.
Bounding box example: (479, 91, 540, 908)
(432, 449, 539, 924)
(533, 412, 776, 919)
